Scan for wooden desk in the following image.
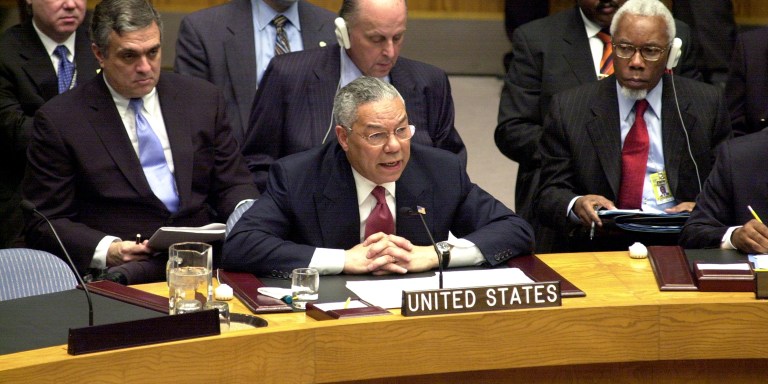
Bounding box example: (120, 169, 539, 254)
(2, 251, 768, 383)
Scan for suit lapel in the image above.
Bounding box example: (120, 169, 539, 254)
(562, 7, 600, 85)
(298, 1, 333, 49)
(660, 75, 695, 195)
(224, 0, 257, 137)
(316, 145, 360, 246)
(309, 47, 341, 144)
(86, 76, 153, 199)
(390, 63, 427, 132)
(73, 25, 100, 86)
(156, 77, 193, 211)
(587, 78, 623, 198)
(394, 155, 431, 245)
(18, 22, 59, 101)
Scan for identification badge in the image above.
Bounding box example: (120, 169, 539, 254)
(650, 171, 674, 204)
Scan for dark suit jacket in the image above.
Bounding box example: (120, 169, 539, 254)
(22, 72, 258, 274)
(535, 74, 731, 251)
(222, 142, 533, 277)
(0, 21, 98, 248)
(725, 27, 768, 137)
(680, 130, 768, 249)
(495, 6, 700, 223)
(174, 0, 337, 144)
(241, 44, 466, 191)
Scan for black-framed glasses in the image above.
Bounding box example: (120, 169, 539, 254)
(346, 125, 416, 146)
(612, 43, 667, 61)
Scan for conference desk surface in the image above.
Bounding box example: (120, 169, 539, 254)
(2, 251, 768, 383)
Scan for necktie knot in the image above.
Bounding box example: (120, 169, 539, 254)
(273, 14, 287, 29)
(54, 45, 69, 60)
(371, 185, 386, 204)
(634, 99, 649, 118)
(596, 29, 611, 44)
(129, 97, 143, 113)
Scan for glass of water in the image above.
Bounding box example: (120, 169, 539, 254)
(168, 242, 212, 315)
(291, 267, 319, 310)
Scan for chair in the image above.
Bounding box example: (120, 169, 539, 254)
(0, 248, 78, 301)
(225, 199, 256, 238)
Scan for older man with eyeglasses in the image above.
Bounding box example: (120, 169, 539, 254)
(222, 76, 533, 277)
(533, 0, 731, 253)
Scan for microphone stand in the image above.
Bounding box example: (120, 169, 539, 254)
(400, 206, 444, 289)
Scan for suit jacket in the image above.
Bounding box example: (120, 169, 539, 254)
(222, 142, 533, 277)
(174, 0, 337, 144)
(0, 21, 98, 248)
(495, 6, 700, 223)
(680, 130, 768, 249)
(725, 27, 768, 137)
(22, 72, 258, 274)
(535, 74, 731, 251)
(241, 44, 466, 191)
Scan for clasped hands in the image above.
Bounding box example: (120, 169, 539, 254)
(343, 232, 439, 275)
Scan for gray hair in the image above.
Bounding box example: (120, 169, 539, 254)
(333, 77, 403, 128)
(90, 0, 163, 54)
(610, 0, 675, 44)
(339, 0, 407, 26)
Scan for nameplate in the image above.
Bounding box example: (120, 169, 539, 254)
(401, 281, 561, 317)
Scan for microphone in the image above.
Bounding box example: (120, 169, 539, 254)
(399, 206, 445, 289)
(22, 200, 94, 326)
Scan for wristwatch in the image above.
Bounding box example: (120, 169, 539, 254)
(435, 241, 452, 270)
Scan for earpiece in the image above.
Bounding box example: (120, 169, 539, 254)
(334, 17, 350, 49)
(666, 37, 682, 70)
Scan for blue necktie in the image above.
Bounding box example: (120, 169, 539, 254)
(129, 98, 179, 213)
(54, 45, 75, 94)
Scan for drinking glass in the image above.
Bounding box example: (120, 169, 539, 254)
(291, 268, 319, 310)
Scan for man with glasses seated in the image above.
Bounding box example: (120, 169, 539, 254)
(534, 0, 731, 252)
(222, 77, 533, 277)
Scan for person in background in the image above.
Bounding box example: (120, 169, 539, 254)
(174, 0, 337, 145)
(495, 0, 700, 253)
(223, 77, 533, 277)
(23, 0, 257, 284)
(534, 0, 730, 252)
(0, 0, 98, 248)
(724, 27, 768, 137)
(241, 0, 466, 192)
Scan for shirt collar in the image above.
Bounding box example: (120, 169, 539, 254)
(254, 0, 301, 31)
(32, 20, 77, 59)
(351, 167, 396, 207)
(103, 76, 159, 114)
(579, 8, 604, 38)
(617, 79, 663, 121)
(339, 47, 391, 89)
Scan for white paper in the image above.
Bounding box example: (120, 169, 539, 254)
(696, 263, 751, 271)
(750, 255, 768, 270)
(346, 268, 534, 309)
(312, 300, 369, 311)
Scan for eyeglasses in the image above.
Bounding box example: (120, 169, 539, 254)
(612, 43, 667, 61)
(346, 125, 415, 146)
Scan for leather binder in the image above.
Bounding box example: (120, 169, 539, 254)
(306, 302, 391, 321)
(217, 270, 292, 313)
(507, 254, 586, 297)
(646, 246, 698, 291)
(81, 280, 169, 313)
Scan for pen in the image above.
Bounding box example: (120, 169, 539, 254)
(344, 297, 351, 309)
(590, 221, 595, 241)
(749, 205, 763, 223)
(135, 233, 142, 244)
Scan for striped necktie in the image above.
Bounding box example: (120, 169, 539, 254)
(273, 15, 291, 56)
(596, 29, 614, 79)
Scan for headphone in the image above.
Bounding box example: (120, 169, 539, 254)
(334, 17, 351, 49)
(666, 37, 682, 70)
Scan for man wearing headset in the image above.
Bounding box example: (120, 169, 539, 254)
(240, 0, 466, 192)
(534, 0, 731, 252)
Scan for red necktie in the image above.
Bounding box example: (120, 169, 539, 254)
(364, 186, 394, 238)
(618, 100, 650, 209)
(596, 30, 613, 78)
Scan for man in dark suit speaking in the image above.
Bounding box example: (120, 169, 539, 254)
(174, 0, 337, 144)
(241, 0, 466, 192)
(23, 0, 257, 284)
(535, 0, 731, 252)
(223, 77, 533, 277)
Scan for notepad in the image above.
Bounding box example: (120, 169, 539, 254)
(147, 223, 226, 249)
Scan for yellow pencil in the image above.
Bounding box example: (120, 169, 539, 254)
(748, 205, 763, 223)
(344, 297, 351, 309)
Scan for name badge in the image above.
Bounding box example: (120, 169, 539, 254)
(650, 171, 674, 205)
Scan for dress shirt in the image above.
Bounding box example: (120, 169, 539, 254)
(339, 47, 391, 89)
(252, 0, 303, 85)
(308, 168, 483, 274)
(91, 82, 174, 269)
(579, 9, 609, 78)
(32, 20, 77, 80)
